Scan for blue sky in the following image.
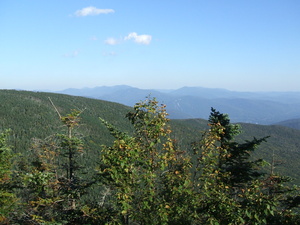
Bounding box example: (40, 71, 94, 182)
(1, 0, 299, 92)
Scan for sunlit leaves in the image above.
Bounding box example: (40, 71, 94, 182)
(99, 97, 192, 224)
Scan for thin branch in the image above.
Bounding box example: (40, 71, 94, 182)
(48, 97, 62, 119)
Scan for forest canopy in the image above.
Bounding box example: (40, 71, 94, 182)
(0, 93, 300, 224)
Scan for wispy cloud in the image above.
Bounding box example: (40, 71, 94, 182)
(74, 6, 114, 17)
(124, 32, 152, 45)
(63, 50, 79, 58)
(105, 37, 119, 45)
(104, 32, 152, 46)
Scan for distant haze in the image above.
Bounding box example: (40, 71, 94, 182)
(55, 85, 300, 125)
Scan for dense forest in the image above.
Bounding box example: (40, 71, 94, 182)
(1, 90, 300, 224)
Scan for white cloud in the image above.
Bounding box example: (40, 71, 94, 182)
(124, 32, 152, 45)
(105, 37, 119, 45)
(74, 6, 114, 17)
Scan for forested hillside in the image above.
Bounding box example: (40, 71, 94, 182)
(274, 118, 300, 130)
(1, 90, 300, 184)
(1, 90, 300, 224)
(0, 89, 132, 150)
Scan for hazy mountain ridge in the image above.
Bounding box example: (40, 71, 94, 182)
(55, 86, 300, 125)
(274, 118, 300, 130)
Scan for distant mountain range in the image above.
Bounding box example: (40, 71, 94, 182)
(55, 85, 300, 125)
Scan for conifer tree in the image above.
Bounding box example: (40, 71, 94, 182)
(17, 108, 91, 224)
(8, 96, 300, 224)
(192, 108, 300, 224)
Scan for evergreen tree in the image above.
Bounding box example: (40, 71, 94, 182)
(192, 108, 300, 224)
(16, 108, 93, 224)
(4, 95, 299, 224)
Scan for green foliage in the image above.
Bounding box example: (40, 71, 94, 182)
(191, 109, 300, 224)
(0, 129, 17, 223)
(191, 109, 273, 224)
(14, 108, 96, 224)
(1, 90, 300, 224)
(1, 90, 300, 185)
(99, 100, 300, 224)
(99, 98, 192, 224)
